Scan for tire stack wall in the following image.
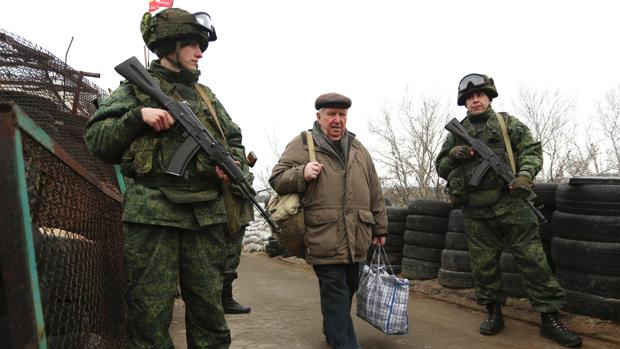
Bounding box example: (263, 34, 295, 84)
(401, 200, 451, 280)
(552, 177, 620, 320)
(439, 209, 474, 288)
(371, 206, 408, 274)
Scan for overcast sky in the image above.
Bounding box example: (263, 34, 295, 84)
(2, 0, 619, 183)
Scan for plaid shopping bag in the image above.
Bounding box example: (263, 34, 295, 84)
(356, 246, 409, 335)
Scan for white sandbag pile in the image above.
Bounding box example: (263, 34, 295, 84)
(242, 204, 273, 252)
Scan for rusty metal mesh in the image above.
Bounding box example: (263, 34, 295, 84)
(0, 28, 119, 196)
(0, 29, 127, 347)
(24, 133, 127, 348)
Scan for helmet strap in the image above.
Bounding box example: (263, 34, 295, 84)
(163, 41, 185, 71)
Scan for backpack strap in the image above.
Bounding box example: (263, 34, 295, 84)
(496, 112, 516, 174)
(306, 131, 316, 162)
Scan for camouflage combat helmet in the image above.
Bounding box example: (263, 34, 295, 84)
(141, 8, 217, 56)
(457, 73, 498, 106)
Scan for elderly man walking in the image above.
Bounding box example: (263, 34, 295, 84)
(270, 93, 387, 349)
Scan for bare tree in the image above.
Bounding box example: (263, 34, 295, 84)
(596, 85, 620, 174)
(401, 95, 450, 199)
(368, 107, 414, 205)
(253, 128, 284, 193)
(512, 87, 577, 182)
(369, 92, 450, 205)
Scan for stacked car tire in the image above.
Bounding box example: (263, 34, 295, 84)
(401, 200, 452, 280)
(373, 206, 409, 274)
(439, 209, 474, 288)
(551, 177, 620, 320)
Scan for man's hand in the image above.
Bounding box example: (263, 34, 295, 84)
(372, 236, 386, 246)
(372, 236, 385, 246)
(304, 161, 323, 181)
(448, 145, 474, 162)
(141, 107, 175, 132)
(509, 175, 533, 198)
(215, 160, 240, 182)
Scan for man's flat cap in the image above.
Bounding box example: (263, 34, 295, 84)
(315, 92, 352, 110)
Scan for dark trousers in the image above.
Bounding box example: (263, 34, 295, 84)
(313, 263, 362, 349)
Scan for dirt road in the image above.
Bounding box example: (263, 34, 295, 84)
(171, 253, 619, 349)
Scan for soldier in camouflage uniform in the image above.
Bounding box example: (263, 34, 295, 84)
(435, 74, 581, 347)
(84, 8, 252, 348)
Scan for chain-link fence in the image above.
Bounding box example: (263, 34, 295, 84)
(0, 27, 119, 195)
(0, 28, 127, 348)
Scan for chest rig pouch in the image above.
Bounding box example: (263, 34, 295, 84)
(448, 114, 512, 207)
(121, 75, 223, 204)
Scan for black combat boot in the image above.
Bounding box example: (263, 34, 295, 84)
(479, 302, 505, 335)
(222, 287, 251, 314)
(540, 312, 582, 347)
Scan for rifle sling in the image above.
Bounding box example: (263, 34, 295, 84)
(193, 86, 230, 152)
(496, 112, 516, 174)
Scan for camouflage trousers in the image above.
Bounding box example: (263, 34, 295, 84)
(223, 227, 245, 289)
(123, 222, 230, 349)
(464, 204, 565, 313)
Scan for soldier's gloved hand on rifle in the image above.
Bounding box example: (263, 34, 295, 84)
(215, 160, 241, 183)
(448, 145, 474, 162)
(509, 175, 533, 199)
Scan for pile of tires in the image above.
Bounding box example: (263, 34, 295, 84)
(439, 209, 473, 288)
(552, 177, 620, 320)
(373, 206, 409, 274)
(401, 200, 451, 280)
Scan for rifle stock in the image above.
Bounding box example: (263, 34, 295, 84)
(114, 56, 281, 232)
(444, 118, 546, 222)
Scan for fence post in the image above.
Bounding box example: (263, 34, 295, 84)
(0, 102, 47, 349)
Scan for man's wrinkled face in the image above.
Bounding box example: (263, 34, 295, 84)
(465, 92, 491, 115)
(317, 107, 348, 141)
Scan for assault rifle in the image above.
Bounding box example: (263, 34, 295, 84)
(444, 118, 546, 222)
(114, 56, 280, 232)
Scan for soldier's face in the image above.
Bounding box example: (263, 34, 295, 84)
(173, 42, 203, 71)
(465, 92, 491, 115)
(317, 108, 348, 141)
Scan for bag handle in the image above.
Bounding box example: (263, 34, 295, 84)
(370, 245, 395, 276)
(496, 112, 516, 174)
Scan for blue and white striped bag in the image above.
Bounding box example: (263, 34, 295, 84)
(356, 246, 409, 335)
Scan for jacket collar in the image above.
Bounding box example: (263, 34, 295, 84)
(149, 59, 201, 85)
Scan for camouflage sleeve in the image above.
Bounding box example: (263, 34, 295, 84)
(435, 133, 459, 180)
(84, 83, 146, 164)
(508, 115, 543, 179)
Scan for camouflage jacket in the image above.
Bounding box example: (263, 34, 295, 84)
(84, 60, 252, 230)
(435, 107, 543, 218)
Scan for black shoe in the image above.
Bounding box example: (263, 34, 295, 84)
(223, 298, 251, 314)
(222, 287, 251, 314)
(540, 312, 582, 347)
(479, 302, 505, 335)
